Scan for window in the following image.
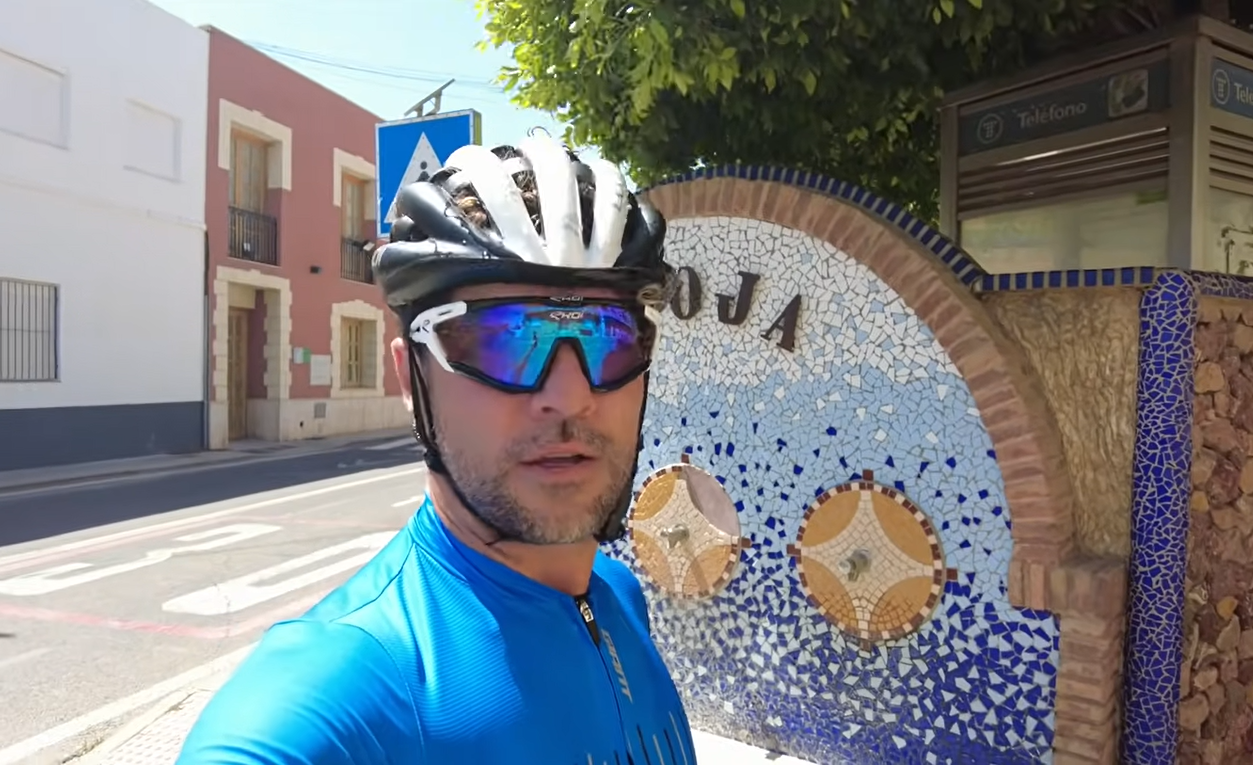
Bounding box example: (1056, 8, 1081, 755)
(341, 175, 367, 241)
(341, 317, 366, 388)
(0, 278, 59, 382)
(1208, 186, 1253, 275)
(959, 188, 1169, 273)
(229, 132, 268, 213)
(0, 48, 67, 146)
(340, 174, 372, 283)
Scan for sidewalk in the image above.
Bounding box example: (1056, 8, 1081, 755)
(0, 428, 414, 496)
(76, 662, 815, 764)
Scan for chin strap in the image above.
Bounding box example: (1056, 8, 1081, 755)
(592, 371, 651, 544)
(407, 349, 526, 546)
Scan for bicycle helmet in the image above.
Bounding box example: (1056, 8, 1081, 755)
(372, 135, 671, 543)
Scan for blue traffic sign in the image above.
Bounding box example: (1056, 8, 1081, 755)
(375, 109, 482, 238)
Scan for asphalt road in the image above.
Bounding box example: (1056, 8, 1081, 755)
(0, 437, 430, 764)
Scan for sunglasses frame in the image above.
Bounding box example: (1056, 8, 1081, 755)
(408, 296, 661, 394)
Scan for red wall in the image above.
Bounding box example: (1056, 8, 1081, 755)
(206, 28, 400, 399)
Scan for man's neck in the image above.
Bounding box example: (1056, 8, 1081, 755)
(428, 477, 599, 597)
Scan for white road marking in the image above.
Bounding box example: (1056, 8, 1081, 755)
(0, 647, 51, 671)
(163, 532, 395, 616)
(364, 437, 416, 451)
(0, 524, 282, 597)
(0, 466, 425, 572)
(0, 643, 256, 765)
(391, 493, 425, 508)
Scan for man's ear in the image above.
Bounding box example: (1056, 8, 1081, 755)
(390, 337, 412, 413)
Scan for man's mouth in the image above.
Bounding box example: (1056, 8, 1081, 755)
(522, 447, 595, 468)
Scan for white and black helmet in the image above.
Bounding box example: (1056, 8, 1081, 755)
(373, 135, 670, 316)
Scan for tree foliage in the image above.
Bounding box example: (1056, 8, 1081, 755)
(475, 0, 1174, 219)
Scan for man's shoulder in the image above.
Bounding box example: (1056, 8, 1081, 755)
(178, 620, 420, 763)
(215, 619, 409, 707)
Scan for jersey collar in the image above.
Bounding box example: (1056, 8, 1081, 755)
(409, 496, 598, 602)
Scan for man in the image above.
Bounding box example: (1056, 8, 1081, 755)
(176, 134, 696, 764)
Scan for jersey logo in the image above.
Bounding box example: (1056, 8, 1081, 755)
(601, 628, 634, 704)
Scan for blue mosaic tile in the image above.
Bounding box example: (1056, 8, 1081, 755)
(974, 267, 1159, 293)
(606, 216, 1059, 764)
(1123, 270, 1196, 765)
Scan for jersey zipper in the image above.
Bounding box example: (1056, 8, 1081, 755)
(574, 594, 601, 645)
(575, 592, 642, 762)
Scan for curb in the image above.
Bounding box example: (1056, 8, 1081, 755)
(0, 454, 255, 498)
(70, 669, 236, 765)
(70, 688, 198, 765)
(0, 430, 414, 498)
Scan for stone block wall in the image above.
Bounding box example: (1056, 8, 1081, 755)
(1181, 297, 1253, 763)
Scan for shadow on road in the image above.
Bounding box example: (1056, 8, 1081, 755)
(0, 444, 423, 548)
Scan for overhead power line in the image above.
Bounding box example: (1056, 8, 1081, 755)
(247, 41, 506, 95)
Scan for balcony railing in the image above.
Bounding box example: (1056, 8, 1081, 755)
(340, 238, 373, 284)
(228, 207, 279, 265)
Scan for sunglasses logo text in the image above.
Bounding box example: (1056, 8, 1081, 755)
(548, 311, 585, 321)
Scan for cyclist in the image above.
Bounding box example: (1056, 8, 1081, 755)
(176, 134, 696, 764)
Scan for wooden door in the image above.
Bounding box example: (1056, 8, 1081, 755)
(227, 308, 249, 440)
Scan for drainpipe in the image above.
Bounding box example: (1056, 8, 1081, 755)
(201, 228, 212, 451)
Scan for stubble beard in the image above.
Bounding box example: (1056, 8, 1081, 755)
(438, 418, 635, 545)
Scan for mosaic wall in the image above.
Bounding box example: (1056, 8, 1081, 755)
(1179, 296, 1253, 764)
(607, 215, 1060, 764)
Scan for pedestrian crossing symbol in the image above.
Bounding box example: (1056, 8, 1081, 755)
(375, 110, 482, 239)
(383, 133, 442, 225)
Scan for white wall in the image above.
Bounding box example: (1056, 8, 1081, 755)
(0, 0, 208, 410)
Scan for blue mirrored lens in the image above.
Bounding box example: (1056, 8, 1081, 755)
(435, 302, 650, 390)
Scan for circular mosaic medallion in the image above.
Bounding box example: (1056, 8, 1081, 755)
(629, 455, 750, 599)
(788, 470, 948, 645)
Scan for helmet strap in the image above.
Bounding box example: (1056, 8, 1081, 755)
(592, 371, 651, 544)
(407, 347, 526, 546)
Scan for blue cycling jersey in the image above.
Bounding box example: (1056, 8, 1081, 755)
(176, 498, 696, 765)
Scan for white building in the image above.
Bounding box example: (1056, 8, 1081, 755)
(0, 0, 209, 470)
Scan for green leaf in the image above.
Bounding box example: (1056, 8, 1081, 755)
(730, 0, 746, 19)
(673, 71, 694, 95)
(801, 69, 817, 95)
(762, 67, 777, 92)
(940, 0, 955, 18)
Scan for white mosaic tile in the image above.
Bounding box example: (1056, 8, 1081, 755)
(607, 217, 1059, 764)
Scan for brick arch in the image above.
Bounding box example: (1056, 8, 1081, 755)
(641, 171, 1076, 611)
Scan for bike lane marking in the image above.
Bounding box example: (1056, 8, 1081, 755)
(0, 466, 424, 575)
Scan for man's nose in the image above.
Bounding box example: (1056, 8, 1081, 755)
(530, 342, 595, 418)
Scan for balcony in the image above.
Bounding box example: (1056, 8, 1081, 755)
(228, 207, 278, 266)
(340, 238, 373, 284)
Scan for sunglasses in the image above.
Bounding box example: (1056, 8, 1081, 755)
(408, 297, 659, 393)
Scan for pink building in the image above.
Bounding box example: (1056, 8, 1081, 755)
(204, 28, 405, 447)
